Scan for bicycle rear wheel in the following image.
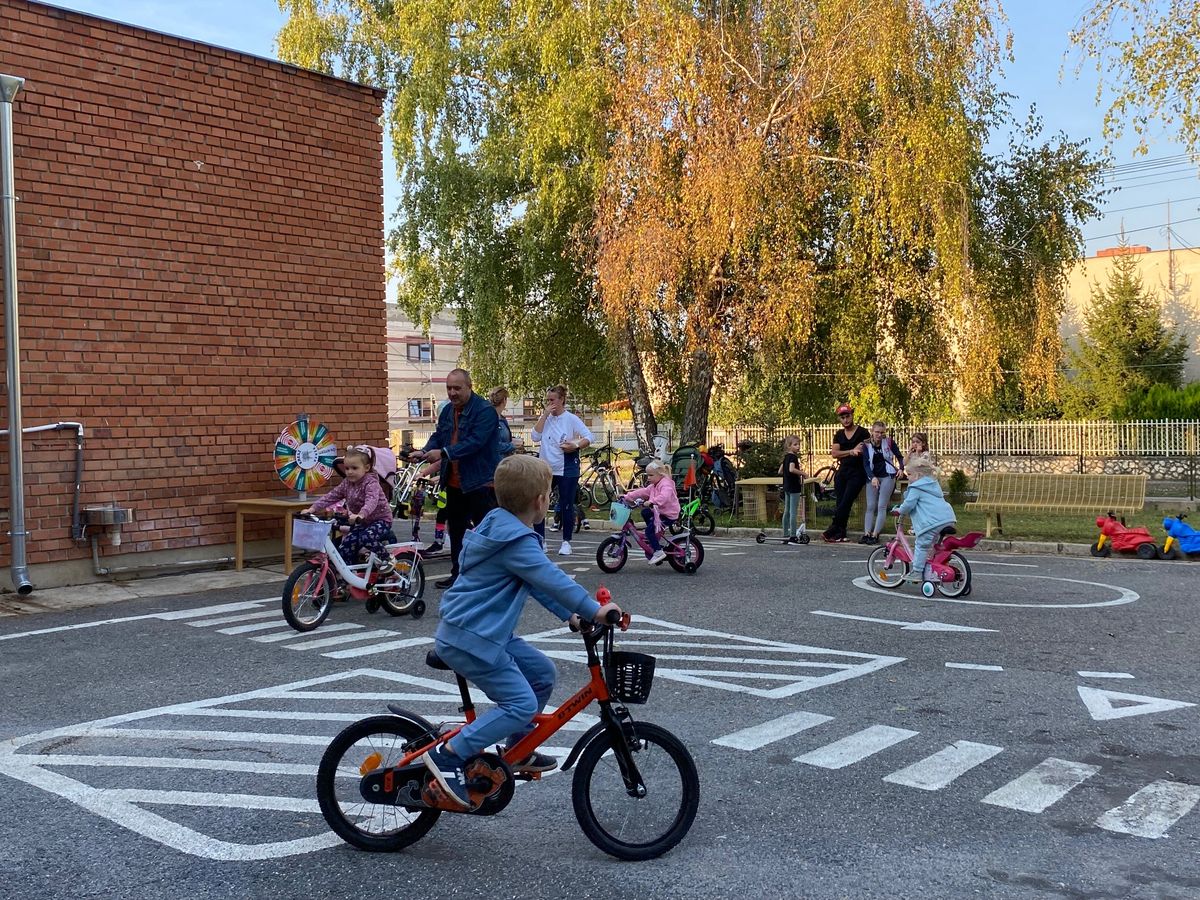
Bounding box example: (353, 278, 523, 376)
(936, 551, 971, 598)
(281, 561, 334, 632)
(376, 552, 424, 616)
(317, 715, 441, 852)
(572, 722, 699, 860)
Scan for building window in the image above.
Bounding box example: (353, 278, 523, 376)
(522, 398, 538, 419)
(407, 398, 433, 420)
(407, 342, 434, 362)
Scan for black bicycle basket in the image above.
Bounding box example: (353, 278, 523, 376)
(606, 650, 656, 704)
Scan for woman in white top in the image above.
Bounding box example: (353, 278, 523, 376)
(530, 383, 593, 556)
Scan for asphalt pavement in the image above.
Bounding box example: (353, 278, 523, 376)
(1, 532, 1198, 899)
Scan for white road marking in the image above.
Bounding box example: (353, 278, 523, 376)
(1077, 686, 1195, 721)
(1095, 781, 1200, 839)
(1077, 671, 1134, 679)
(0, 599, 276, 641)
(105, 789, 323, 814)
(882, 740, 1003, 790)
(217, 620, 290, 635)
(284, 630, 402, 651)
(720, 552, 746, 556)
(533, 615, 905, 698)
(811, 611, 996, 633)
(794, 725, 918, 769)
(945, 663, 1004, 672)
(712, 711, 833, 751)
(852, 574, 1138, 609)
(187, 611, 279, 628)
(251, 622, 363, 643)
(83, 727, 331, 746)
(981, 758, 1099, 813)
(321, 636, 434, 659)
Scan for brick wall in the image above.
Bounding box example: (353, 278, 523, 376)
(0, 0, 386, 580)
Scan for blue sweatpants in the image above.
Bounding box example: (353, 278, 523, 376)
(434, 636, 557, 758)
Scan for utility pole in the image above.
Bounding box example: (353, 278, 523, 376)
(1166, 199, 1175, 293)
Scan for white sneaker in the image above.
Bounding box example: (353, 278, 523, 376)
(648, 549, 667, 565)
(558, 541, 572, 556)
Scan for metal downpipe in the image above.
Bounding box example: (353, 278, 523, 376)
(0, 74, 31, 595)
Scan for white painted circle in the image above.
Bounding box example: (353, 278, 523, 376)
(851, 574, 1138, 609)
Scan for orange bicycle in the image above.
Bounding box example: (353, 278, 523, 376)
(315, 595, 699, 860)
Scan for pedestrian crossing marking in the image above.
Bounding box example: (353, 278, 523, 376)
(794, 725, 918, 769)
(1096, 780, 1200, 839)
(217, 620, 290, 635)
(882, 740, 1003, 791)
(981, 757, 1099, 813)
(712, 711, 833, 751)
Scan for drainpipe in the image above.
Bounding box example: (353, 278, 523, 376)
(0, 73, 31, 595)
(0, 422, 85, 541)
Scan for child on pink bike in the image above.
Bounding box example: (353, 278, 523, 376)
(891, 453, 956, 583)
(620, 460, 680, 565)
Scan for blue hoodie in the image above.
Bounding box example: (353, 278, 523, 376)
(435, 507, 602, 665)
(895, 475, 956, 536)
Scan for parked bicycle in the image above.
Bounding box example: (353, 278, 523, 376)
(866, 512, 981, 597)
(315, 596, 700, 860)
(597, 500, 705, 574)
(579, 444, 622, 508)
(283, 514, 427, 630)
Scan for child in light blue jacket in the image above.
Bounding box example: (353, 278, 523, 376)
(422, 454, 621, 809)
(893, 452, 956, 582)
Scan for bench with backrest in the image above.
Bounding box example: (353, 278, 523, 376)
(965, 472, 1148, 537)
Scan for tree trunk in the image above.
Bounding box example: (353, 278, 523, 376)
(681, 347, 714, 446)
(613, 319, 658, 454)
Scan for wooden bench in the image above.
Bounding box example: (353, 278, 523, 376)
(965, 472, 1147, 537)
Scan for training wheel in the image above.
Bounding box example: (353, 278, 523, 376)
(685, 562, 697, 574)
(799, 534, 811, 545)
(410, 599, 426, 619)
(364, 596, 380, 614)
(921, 581, 935, 598)
(755, 532, 766, 544)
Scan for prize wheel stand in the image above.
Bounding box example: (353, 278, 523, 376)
(274, 415, 337, 501)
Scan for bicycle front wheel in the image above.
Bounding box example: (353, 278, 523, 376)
(317, 715, 441, 852)
(867, 546, 907, 589)
(596, 536, 628, 573)
(281, 561, 334, 631)
(572, 722, 699, 861)
(590, 477, 613, 508)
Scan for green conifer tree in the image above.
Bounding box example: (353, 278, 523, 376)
(1061, 247, 1189, 418)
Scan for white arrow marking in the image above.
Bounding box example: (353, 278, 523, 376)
(1077, 686, 1196, 722)
(811, 610, 995, 633)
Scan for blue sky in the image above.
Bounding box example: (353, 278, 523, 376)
(38, 1, 1200, 256)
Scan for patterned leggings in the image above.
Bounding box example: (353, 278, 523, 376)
(336, 520, 395, 566)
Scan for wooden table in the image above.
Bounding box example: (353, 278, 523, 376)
(227, 497, 314, 571)
(735, 476, 828, 521)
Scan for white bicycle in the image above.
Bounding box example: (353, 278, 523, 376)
(282, 514, 427, 632)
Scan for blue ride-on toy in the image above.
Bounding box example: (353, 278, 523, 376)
(1160, 514, 1200, 559)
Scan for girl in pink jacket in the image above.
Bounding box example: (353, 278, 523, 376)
(621, 461, 681, 565)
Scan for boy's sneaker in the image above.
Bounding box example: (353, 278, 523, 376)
(558, 541, 572, 556)
(648, 549, 667, 565)
(548, 521, 561, 532)
(581, 519, 591, 530)
(511, 751, 558, 774)
(422, 541, 444, 555)
(421, 745, 472, 809)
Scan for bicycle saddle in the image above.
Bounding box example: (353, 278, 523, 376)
(939, 525, 957, 537)
(635, 456, 653, 469)
(425, 649, 452, 671)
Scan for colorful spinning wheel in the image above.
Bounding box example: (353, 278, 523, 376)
(274, 419, 337, 493)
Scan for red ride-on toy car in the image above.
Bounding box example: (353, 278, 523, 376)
(1092, 512, 1158, 560)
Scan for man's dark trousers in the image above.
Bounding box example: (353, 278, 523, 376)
(827, 467, 866, 539)
(446, 484, 497, 579)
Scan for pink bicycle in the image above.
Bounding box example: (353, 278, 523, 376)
(596, 500, 705, 575)
(867, 512, 983, 597)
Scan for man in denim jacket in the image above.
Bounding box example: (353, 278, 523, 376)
(413, 368, 501, 589)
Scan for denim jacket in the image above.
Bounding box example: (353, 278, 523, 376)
(423, 392, 501, 492)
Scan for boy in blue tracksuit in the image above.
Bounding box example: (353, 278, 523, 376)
(421, 454, 621, 809)
(893, 452, 956, 582)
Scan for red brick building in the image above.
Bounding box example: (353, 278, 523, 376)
(0, 0, 387, 588)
